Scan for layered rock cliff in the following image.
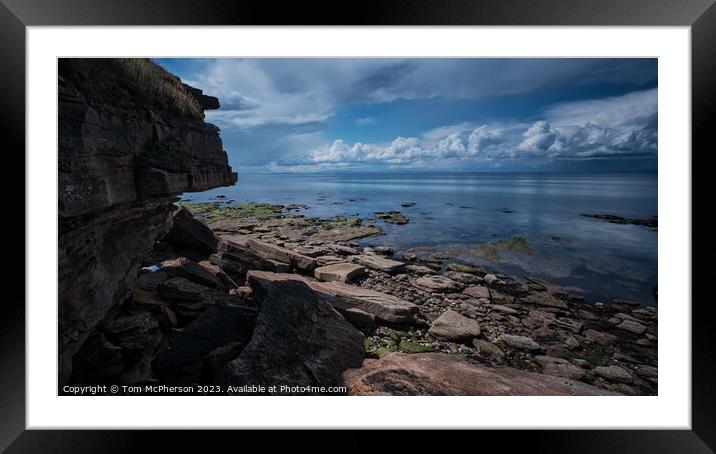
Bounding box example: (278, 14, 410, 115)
(58, 59, 237, 384)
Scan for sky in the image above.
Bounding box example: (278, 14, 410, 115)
(156, 58, 657, 173)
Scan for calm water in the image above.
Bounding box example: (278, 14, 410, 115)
(184, 172, 658, 306)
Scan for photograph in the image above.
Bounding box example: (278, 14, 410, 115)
(58, 57, 658, 397)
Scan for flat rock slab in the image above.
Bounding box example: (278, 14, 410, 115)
(521, 294, 569, 310)
(352, 254, 405, 273)
(594, 365, 633, 383)
(416, 275, 464, 293)
(160, 257, 219, 288)
(428, 310, 481, 341)
(443, 271, 481, 285)
(246, 271, 417, 324)
(616, 318, 647, 335)
(500, 334, 543, 352)
(406, 265, 435, 275)
(463, 285, 491, 299)
(584, 329, 618, 346)
(342, 353, 618, 396)
(246, 237, 316, 271)
(328, 244, 359, 256)
(314, 263, 366, 283)
(221, 234, 316, 271)
(295, 246, 328, 257)
(312, 280, 417, 324)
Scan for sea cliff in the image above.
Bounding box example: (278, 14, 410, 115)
(58, 59, 236, 384)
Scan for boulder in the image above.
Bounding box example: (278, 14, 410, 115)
(594, 365, 633, 384)
(472, 339, 505, 362)
(483, 273, 498, 286)
(342, 353, 617, 396)
(314, 263, 366, 283)
(520, 294, 569, 310)
(217, 275, 365, 392)
(373, 246, 394, 257)
(153, 297, 257, 385)
(103, 312, 159, 350)
(135, 270, 169, 291)
(130, 288, 166, 312)
(500, 334, 543, 352)
(534, 355, 587, 381)
(102, 311, 164, 384)
(428, 310, 481, 341)
(584, 329, 618, 346)
(616, 319, 647, 335)
(416, 275, 464, 293)
(157, 277, 209, 302)
(130, 289, 178, 329)
(328, 244, 359, 256)
(352, 254, 405, 273)
(472, 339, 505, 363)
(163, 206, 218, 256)
(635, 364, 658, 379)
(160, 257, 219, 287)
(490, 304, 518, 315)
(553, 317, 583, 334)
(463, 285, 491, 299)
(406, 265, 435, 275)
(70, 331, 124, 383)
(374, 211, 409, 225)
(294, 246, 327, 257)
(443, 271, 481, 285)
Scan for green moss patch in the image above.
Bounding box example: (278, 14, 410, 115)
(570, 351, 606, 367)
(399, 340, 434, 354)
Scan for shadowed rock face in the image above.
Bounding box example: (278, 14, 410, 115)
(216, 275, 365, 393)
(58, 58, 237, 384)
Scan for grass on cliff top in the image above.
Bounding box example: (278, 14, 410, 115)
(60, 58, 203, 119)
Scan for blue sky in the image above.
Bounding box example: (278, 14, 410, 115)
(156, 58, 657, 173)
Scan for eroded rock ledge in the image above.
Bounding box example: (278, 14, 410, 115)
(58, 59, 237, 383)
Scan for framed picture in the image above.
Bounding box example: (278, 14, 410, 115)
(4, 0, 713, 450)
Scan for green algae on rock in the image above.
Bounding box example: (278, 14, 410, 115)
(469, 235, 533, 261)
(179, 201, 306, 221)
(373, 211, 409, 225)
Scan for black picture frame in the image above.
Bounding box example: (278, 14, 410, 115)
(2, 0, 713, 451)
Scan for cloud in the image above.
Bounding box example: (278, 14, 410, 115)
(355, 117, 376, 125)
(158, 58, 657, 171)
(186, 58, 656, 132)
(467, 125, 507, 155)
(267, 88, 657, 170)
(545, 88, 657, 128)
(518, 121, 557, 152)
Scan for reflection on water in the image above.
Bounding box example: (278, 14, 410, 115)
(184, 172, 657, 305)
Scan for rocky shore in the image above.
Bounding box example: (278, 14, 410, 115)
(59, 59, 657, 396)
(68, 199, 657, 396)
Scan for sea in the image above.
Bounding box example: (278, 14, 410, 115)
(182, 172, 658, 306)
